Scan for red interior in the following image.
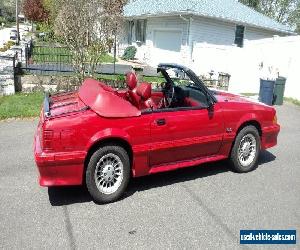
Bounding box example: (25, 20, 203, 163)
(116, 71, 203, 110)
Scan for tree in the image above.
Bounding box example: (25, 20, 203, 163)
(239, 0, 300, 33)
(0, 0, 19, 22)
(259, 0, 298, 24)
(54, 0, 128, 81)
(287, 1, 300, 32)
(239, 0, 260, 9)
(23, 0, 48, 22)
(43, 0, 60, 24)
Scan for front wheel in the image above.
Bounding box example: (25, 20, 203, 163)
(229, 125, 261, 173)
(86, 144, 130, 204)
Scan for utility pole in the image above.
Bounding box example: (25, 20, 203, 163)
(113, 33, 117, 74)
(16, 0, 20, 45)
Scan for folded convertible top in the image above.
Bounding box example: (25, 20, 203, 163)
(78, 78, 141, 118)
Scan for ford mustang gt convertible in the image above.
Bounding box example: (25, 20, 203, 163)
(34, 63, 280, 203)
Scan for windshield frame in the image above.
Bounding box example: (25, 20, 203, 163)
(157, 63, 217, 103)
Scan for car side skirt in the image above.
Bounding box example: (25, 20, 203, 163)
(149, 154, 228, 175)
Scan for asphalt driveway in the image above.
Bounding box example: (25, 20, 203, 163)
(0, 104, 299, 249)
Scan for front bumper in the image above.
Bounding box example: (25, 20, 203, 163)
(261, 124, 280, 149)
(34, 132, 86, 186)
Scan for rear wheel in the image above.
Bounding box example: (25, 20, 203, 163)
(229, 125, 261, 173)
(86, 144, 130, 204)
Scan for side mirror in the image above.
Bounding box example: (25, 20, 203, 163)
(207, 96, 214, 109)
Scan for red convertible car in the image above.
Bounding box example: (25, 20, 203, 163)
(34, 64, 280, 203)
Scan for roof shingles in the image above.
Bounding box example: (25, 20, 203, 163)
(124, 0, 293, 34)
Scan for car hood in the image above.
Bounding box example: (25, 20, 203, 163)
(212, 90, 265, 106)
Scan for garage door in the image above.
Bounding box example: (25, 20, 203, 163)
(154, 30, 182, 52)
(152, 30, 182, 65)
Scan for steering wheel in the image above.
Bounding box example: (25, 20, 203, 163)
(161, 81, 175, 108)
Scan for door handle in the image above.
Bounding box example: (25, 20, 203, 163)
(156, 118, 166, 126)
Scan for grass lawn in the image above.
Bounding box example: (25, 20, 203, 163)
(3, 22, 15, 28)
(144, 75, 165, 83)
(99, 54, 117, 64)
(284, 97, 300, 106)
(240, 93, 258, 96)
(32, 46, 72, 63)
(96, 74, 164, 83)
(0, 92, 43, 120)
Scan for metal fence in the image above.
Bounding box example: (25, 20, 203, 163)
(23, 42, 75, 74)
(23, 43, 133, 76)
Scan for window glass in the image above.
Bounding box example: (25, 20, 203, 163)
(165, 69, 209, 107)
(234, 25, 245, 48)
(135, 19, 146, 43)
(127, 21, 134, 44)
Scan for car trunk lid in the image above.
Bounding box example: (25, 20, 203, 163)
(42, 91, 88, 120)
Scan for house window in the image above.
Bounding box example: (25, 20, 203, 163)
(127, 21, 134, 44)
(135, 19, 147, 43)
(234, 25, 245, 47)
(127, 19, 147, 44)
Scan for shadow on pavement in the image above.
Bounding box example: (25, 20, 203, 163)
(257, 149, 276, 165)
(48, 150, 276, 206)
(48, 186, 92, 206)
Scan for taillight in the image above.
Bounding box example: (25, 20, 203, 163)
(273, 114, 278, 124)
(43, 130, 54, 151)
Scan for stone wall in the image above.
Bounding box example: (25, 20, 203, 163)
(0, 56, 15, 96)
(20, 75, 129, 93)
(21, 75, 81, 93)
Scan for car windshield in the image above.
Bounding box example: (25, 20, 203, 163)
(166, 68, 198, 89)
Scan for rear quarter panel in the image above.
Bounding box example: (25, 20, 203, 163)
(218, 100, 276, 155)
(44, 110, 152, 177)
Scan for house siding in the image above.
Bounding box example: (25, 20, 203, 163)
(191, 17, 236, 46)
(119, 16, 190, 66)
(244, 27, 280, 40)
(118, 15, 288, 67)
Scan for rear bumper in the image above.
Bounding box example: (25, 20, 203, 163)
(34, 132, 85, 186)
(261, 124, 280, 150)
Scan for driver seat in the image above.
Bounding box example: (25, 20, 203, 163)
(125, 72, 140, 107)
(136, 82, 157, 110)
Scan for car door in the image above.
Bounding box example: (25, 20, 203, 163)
(149, 103, 224, 166)
(168, 103, 224, 163)
(148, 112, 175, 166)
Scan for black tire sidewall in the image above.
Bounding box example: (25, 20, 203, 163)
(230, 125, 261, 173)
(86, 145, 130, 204)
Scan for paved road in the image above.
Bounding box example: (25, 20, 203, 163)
(0, 27, 11, 47)
(0, 104, 299, 249)
(0, 24, 30, 47)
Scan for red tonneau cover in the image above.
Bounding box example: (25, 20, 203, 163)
(78, 78, 141, 118)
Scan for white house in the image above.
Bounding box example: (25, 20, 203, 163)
(118, 0, 294, 68)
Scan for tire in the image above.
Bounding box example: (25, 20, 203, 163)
(86, 144, 130, 204)
(229, 125, 261, 173)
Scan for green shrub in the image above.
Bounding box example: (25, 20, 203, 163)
(0, 16, 6, 25)
(121, 46, 137, 60)
(0, 40, 15, 52)
(36, 22, 55, 42)
(116, 75, 125, 81)
(6, 40, 15, 47)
